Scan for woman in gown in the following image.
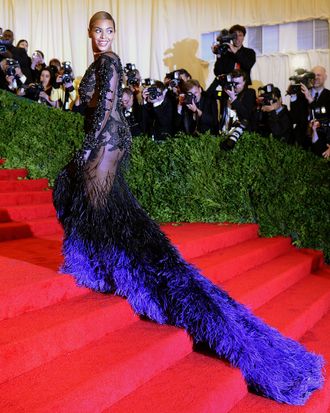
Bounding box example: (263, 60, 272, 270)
(53, 11, 324, 405)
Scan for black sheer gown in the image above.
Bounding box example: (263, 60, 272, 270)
(53, 51, 324, 406)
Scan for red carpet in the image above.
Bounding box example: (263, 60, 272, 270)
(0, 167, 329, 412)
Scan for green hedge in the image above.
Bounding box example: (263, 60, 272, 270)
(1, 90, 329, 261)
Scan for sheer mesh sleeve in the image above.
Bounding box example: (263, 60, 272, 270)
(82, 54, 117, 152)
(78, 53, 131, 206)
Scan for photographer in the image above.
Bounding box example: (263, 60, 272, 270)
(0, 29, 33, 83)
(124, 63, 143, 105)
(208, 25, 256, 130)
(208, 24, 256, 95)
(51, 61, 76, 110)
(30, 50, 46, 82)
(0, 57, 28, 94)
(257, 85, 293, 143)
(177, 79, 219, 135)
(141, 80, 176, 141)
(121, 87, 142, 137)
(289, 66, 330, 149)
(25, 67, 57, 107)
(220, 69, 256, 150)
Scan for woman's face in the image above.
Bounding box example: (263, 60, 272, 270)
(18, 40, 28, 51)
(89, 19, 115, 54)
(40, 70, 51, 86)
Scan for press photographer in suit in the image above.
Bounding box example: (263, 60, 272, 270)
(177, 79, 219, 135)
(207, 24, 256, 129)
(220, 69, 256, 150)
(290, 66, 330, 152)
(141, 81, 176, 141)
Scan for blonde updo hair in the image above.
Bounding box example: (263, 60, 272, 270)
(89, 11, 116, 31)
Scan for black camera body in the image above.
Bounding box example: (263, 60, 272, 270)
(217, 73, 237, 89)
(61, 61, 74, 84)
(213, 29, 237, 55)
(142, 78, 152, 87)
(25, 83, 44, 101)
(167, 70, 181, 89)
(287, 69, 315, 95)
(258, 84, 277, 106)
(124, 63, 140, 87)
(5, 58, 20, 77)
(0, 37, 11, 54)
(147, 86, 162, 101)
(313, 106, 330, 140)
(183, 92, 196, 105)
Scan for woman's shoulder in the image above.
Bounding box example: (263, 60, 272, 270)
(97, 51, 121, 65)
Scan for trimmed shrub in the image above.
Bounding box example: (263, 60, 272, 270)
(1, 90, 329, 260)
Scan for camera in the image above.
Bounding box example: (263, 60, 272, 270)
(213, 29, 237, 55)
(146, 86, 162, 101)
(217, 73, 238, 89)
(124, 63, 140, 87)
(220, 119, 248, 151)
(25, 83, 44, 101)
(313, 106, 330, 139)
(61, 61, 74, 84)
(182, 92, 196, 105)
(258, 84, 277, 106)
(142, 78, 153, 87)
(287, 69, 315, 95)
(0, 28, 10, 53)
(167, 70, 182, 89)
(5, 58, 19, 77)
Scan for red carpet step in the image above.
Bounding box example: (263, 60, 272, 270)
(0, 166, 329, 412)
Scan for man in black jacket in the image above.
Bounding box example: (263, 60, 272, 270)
(290, 66, 330, 154)
(257, 87, 293, 144)
(177, 79, 219, 136)
(208, 24, 256, 94)
(207, 24, 256, 128)
(141, 81, 176, 141)
(220, 69, 256, 150)
(1, 29, 33, 83)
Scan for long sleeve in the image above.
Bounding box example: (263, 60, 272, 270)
(82, 55, 118, 151)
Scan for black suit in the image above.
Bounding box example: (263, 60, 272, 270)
(310, 88, 330, 156)
(290, 88, 330, 149)
(142, 94, 176, 141)
(5, 45, 33, 84)
(213, 46, 256, 85)
(230, 87, 256, 130)
(178, 91, 219, 135)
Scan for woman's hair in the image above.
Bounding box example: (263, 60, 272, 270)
(40, 67, 54, 88)
(35, 49, 44, 59)
(122, 87, 133, 97)
(16, 39, 28, 48)
(184, 79, 201, 90)
(89, 11, 116, 31)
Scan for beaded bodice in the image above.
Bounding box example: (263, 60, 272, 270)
(78, 52, 131, 152)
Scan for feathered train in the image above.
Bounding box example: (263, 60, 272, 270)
(53, 160, 324, 406)
(53, 50, 324, 406)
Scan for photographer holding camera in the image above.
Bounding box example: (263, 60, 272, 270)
(256, 85, 293, 143)
(208, 25, 256, 132)
(124, 63, 143, 105)
(51, 61, 76, 110)
(289, 66, 330, 151)
(220, 69, 256, 150)
(177, 79, 219, 135)
(0, 57, 28, 94)
(121, 87, 142, 137)
(141, 80, 176, 141)
(208, 24, 256, 98)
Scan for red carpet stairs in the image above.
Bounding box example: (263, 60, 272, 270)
(0, 167, 329, 413)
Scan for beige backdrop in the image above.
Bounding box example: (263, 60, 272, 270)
(1, 0, 330, 97)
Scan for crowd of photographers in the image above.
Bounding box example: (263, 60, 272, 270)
(1, 25, 329, 158)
